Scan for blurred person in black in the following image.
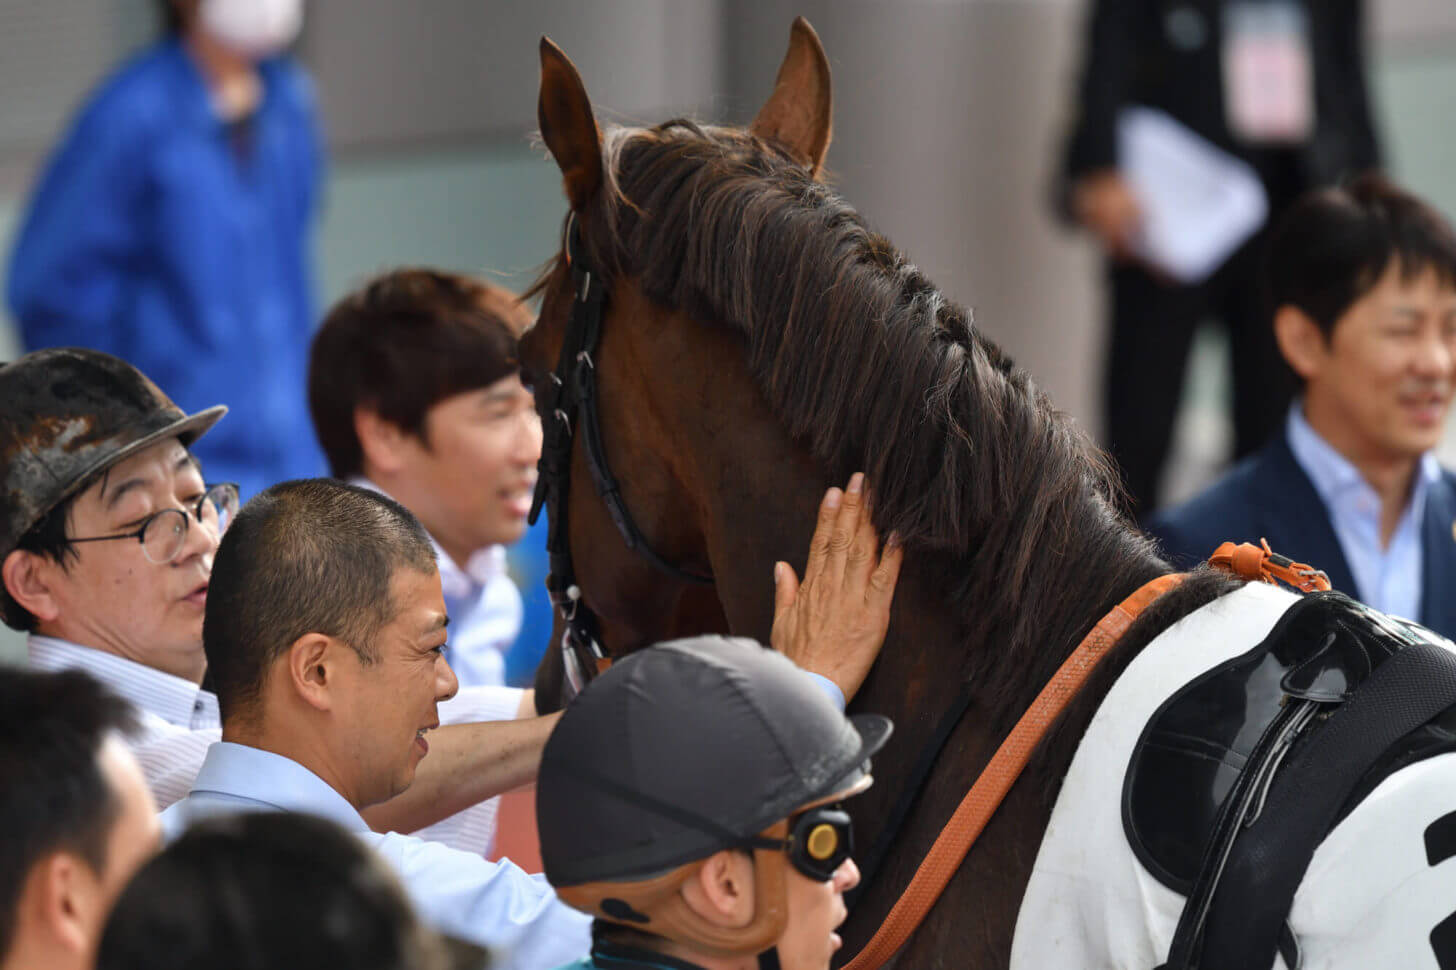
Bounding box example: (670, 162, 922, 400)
(97, 812, 486, 970)
(1056, 0, 1381, 517)
(0, 669, 160, 970)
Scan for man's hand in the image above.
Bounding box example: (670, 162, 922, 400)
(770, 472, 904, 703)
(1073, 169, 1142, 261)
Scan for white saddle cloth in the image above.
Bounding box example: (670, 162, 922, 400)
(1011, 582, 1456, 970)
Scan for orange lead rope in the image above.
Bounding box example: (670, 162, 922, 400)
(841, 571, 1188, 970)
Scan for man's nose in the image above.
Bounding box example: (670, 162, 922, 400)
(516, 411, 545, 465)
(834, 857, 861, 892)
(436, 653, 460, 703)
(175, 511, 219, 565)
(1414, 327, 1456, 379)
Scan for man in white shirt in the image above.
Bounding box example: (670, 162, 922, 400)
(0, 669, 161, 970)
(0, 349, 554, 855)
(161, 476, 901, 968)
(1151, 174, 1456, 638)
(308, 269, 542, 688)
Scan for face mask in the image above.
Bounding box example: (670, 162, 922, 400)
(198, 0, 304, 60)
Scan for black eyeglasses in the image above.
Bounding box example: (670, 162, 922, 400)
(752, 803, 855, 882)
(69, 482, 240, 565)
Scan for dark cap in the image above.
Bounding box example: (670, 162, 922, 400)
(538, 635, 892, 887)
(0, 348, 226, 561)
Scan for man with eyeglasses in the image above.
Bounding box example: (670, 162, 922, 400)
(536, 636, 889, 970)
(1, 349, 232, 808)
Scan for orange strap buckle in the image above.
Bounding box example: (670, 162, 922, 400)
(1208, 539, 1331, 593)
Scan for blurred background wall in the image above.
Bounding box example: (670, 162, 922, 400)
(1, 0, 1454, 662)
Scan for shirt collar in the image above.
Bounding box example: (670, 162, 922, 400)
(27, 634, 218, 728)
(347, 477, 506, 598)
(1285, 403, 1440, 515)
(191, 742, 369, 833)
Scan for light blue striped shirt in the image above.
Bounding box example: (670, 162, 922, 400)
(161, 742, 590, 970)
(1285, 405, 1440, 621)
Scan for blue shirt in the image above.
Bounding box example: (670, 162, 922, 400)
(161, 742, 590, 970)
(7, 40, 325, 499)
(1285, 405, 1441, 621)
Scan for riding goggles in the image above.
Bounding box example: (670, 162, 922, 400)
(754, 804, 855, 882)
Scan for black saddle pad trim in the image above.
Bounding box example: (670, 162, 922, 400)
(1199, 643, 1456, 968)
(1121, 593, 1318, 895)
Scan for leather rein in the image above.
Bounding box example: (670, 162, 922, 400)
(526, 214, 713, 701)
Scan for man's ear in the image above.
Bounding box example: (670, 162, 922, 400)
(285, 633, 344, 713)
(2, 549, 62, 624)
(354, 407, 411, 477)
(31, 852, 97, 955)
(680, 850, 755, 928)
(1274, 305, 1328, 382)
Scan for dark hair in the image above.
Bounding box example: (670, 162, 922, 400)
(203, 479, 437, 723)
(308, 269, 531, 479)
(0, 669, 139, 962)
(96, 812, 452, 970)
(1267, 173, 1456, 338)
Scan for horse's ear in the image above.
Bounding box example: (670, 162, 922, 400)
(538, 37, 603, 211)
(749, 17, 833, 178)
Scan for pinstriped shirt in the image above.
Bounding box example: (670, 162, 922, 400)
(27, 634, 523, 857)
(28, 635, 220, 810)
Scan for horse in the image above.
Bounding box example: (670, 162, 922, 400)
(520, 20, 1456, 969)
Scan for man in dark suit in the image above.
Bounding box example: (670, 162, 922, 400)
(1058, 0, 1381, 517)
(1150, 176, 1456, 639)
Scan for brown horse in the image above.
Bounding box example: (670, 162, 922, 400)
(521, 20, 1250, 968)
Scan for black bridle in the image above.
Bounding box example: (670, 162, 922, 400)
(527, 214, 714, 701)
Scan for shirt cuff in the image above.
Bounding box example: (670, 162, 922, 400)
(804, 672, 846, 712)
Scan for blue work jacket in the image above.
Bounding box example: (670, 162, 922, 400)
(7, 39, 325, 498)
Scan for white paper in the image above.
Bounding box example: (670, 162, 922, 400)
(1116, 106, 1269, 284)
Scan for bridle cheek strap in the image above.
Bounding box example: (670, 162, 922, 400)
(527, 214, 713, 698)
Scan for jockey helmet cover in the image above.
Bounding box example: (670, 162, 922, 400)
(537, 635, 891, 956)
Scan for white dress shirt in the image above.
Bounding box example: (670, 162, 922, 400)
(160, 742, 590, 970)
(27, 634, 521, 856)
(1286, 405, 1440, 621)
(351, 477, 523, 688)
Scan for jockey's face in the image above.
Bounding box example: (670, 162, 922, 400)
(775, 853, 860, 970)
(1291, 262, 1456, 466)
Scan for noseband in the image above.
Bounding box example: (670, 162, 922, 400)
(527, 213, 714, 700)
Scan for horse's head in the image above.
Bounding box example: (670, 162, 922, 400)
(522, 21, 837, 707)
